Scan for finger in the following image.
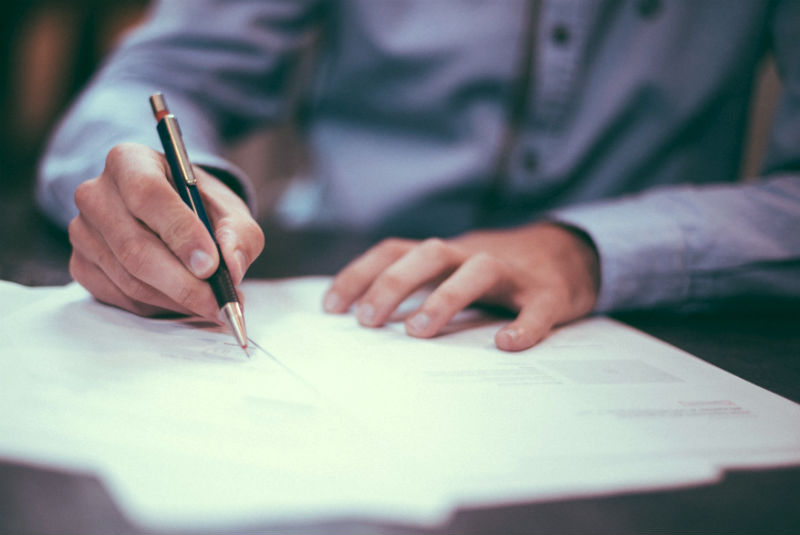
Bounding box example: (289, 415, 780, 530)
(197, 173, 265, 284)
(105, 143, 219, 279)
(69, 215, 196, 316)
(494, 293, 562, 351)
(75, 175, 219, 319)
(355, 238, 463, 327)
(323, 238, 415, 314)
(405, 253, 504, 338)
(212, 216, 265, 285)
(70, 249, 170, 317)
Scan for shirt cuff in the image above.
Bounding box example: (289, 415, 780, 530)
(548, 197, 691, 312)
(36, 85, 257, 227)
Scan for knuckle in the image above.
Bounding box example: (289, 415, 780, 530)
(163, 214, 202, 248)
(338, 269, 374, 297)
(377, 237, 409, 257)
(125, 179, 162, 215)
(469, 252, 502, 272)
(431, 287, 465, 309)
(96, 245, 119, 275)
(104, 144, 126, 168)
(105, 143, 146, 181)
(418, 237, 457, 263)
(116, 269, 152, 303)
(73, 179, 98, 212)
(471, 255, 511, 288)
(374, 270, 408, 293)
(67, 217, 94, 254)
(173, 282, 200, 311)
(105, 142, 139, 168)
(419, 237, 447, 253)
(118, 237, 152, 278)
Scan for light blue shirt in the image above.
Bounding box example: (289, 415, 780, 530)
(37, 0, 800, 313)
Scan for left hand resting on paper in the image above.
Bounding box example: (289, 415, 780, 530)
(322, 223, 600, 351)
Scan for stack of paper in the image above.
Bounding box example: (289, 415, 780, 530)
(1, 277, 798, 531)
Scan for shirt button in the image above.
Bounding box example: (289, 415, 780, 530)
(550, 24, 570, 46)
(637, 0, 661, 19)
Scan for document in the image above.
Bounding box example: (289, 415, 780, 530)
(1, 277, 799, 530)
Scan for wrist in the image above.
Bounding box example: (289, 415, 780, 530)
(542, 222, 600, 316)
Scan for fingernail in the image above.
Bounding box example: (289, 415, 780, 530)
(189, 249, 214, 278)
(498, 327, 519, 347)
(323, 292, 340, 312)
(407, 312, 430, 334)
(356, 303, 376, 325)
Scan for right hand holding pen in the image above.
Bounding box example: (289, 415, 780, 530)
(68, 143, 264, 319)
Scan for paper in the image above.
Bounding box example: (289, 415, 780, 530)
(1, 277, 799, 531)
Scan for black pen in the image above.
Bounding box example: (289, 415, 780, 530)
(149, 92, 248, 352)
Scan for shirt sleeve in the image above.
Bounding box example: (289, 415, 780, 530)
(36, 0, 323, 228)
(551, 1, 800, 313)
(551, 177, 800, 312)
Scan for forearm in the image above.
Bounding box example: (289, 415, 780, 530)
(551, 175, 800, 312)
(37, 84, 255, 228)
(36, 0, 322, 228)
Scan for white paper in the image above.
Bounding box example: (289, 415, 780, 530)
(1, 277, 798, 531)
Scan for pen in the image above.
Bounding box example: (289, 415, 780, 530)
(149, 92, 248, 352)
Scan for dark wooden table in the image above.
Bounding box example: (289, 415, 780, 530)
(1, 181, 799, 534)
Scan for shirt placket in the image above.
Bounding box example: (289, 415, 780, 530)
(508, 0, 595, 191)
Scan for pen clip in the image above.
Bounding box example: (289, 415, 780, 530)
(161, 117, 197, 186)
(151, 92, 197, 186)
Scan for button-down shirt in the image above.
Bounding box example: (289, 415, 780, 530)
(37, 0, 800, 312)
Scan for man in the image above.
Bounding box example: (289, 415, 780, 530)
(37, 0, 800, 351)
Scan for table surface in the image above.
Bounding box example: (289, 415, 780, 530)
(1, 183, 799, 535)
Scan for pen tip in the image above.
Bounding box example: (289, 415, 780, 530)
(222, 302, 248, 353)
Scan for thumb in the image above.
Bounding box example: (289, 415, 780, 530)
(495, 298, 559, 351)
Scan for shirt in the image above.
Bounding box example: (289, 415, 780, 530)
(37, 0, 800, 312)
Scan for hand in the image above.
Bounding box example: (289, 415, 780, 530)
(69, 142, 264, 320)
(323, 223, 600, 351)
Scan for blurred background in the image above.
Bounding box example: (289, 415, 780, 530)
(0, 1, 145, 284)
(1, 1, 147, 189)
(0, 0, 303, 213)
(0, 0, 782, 283)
